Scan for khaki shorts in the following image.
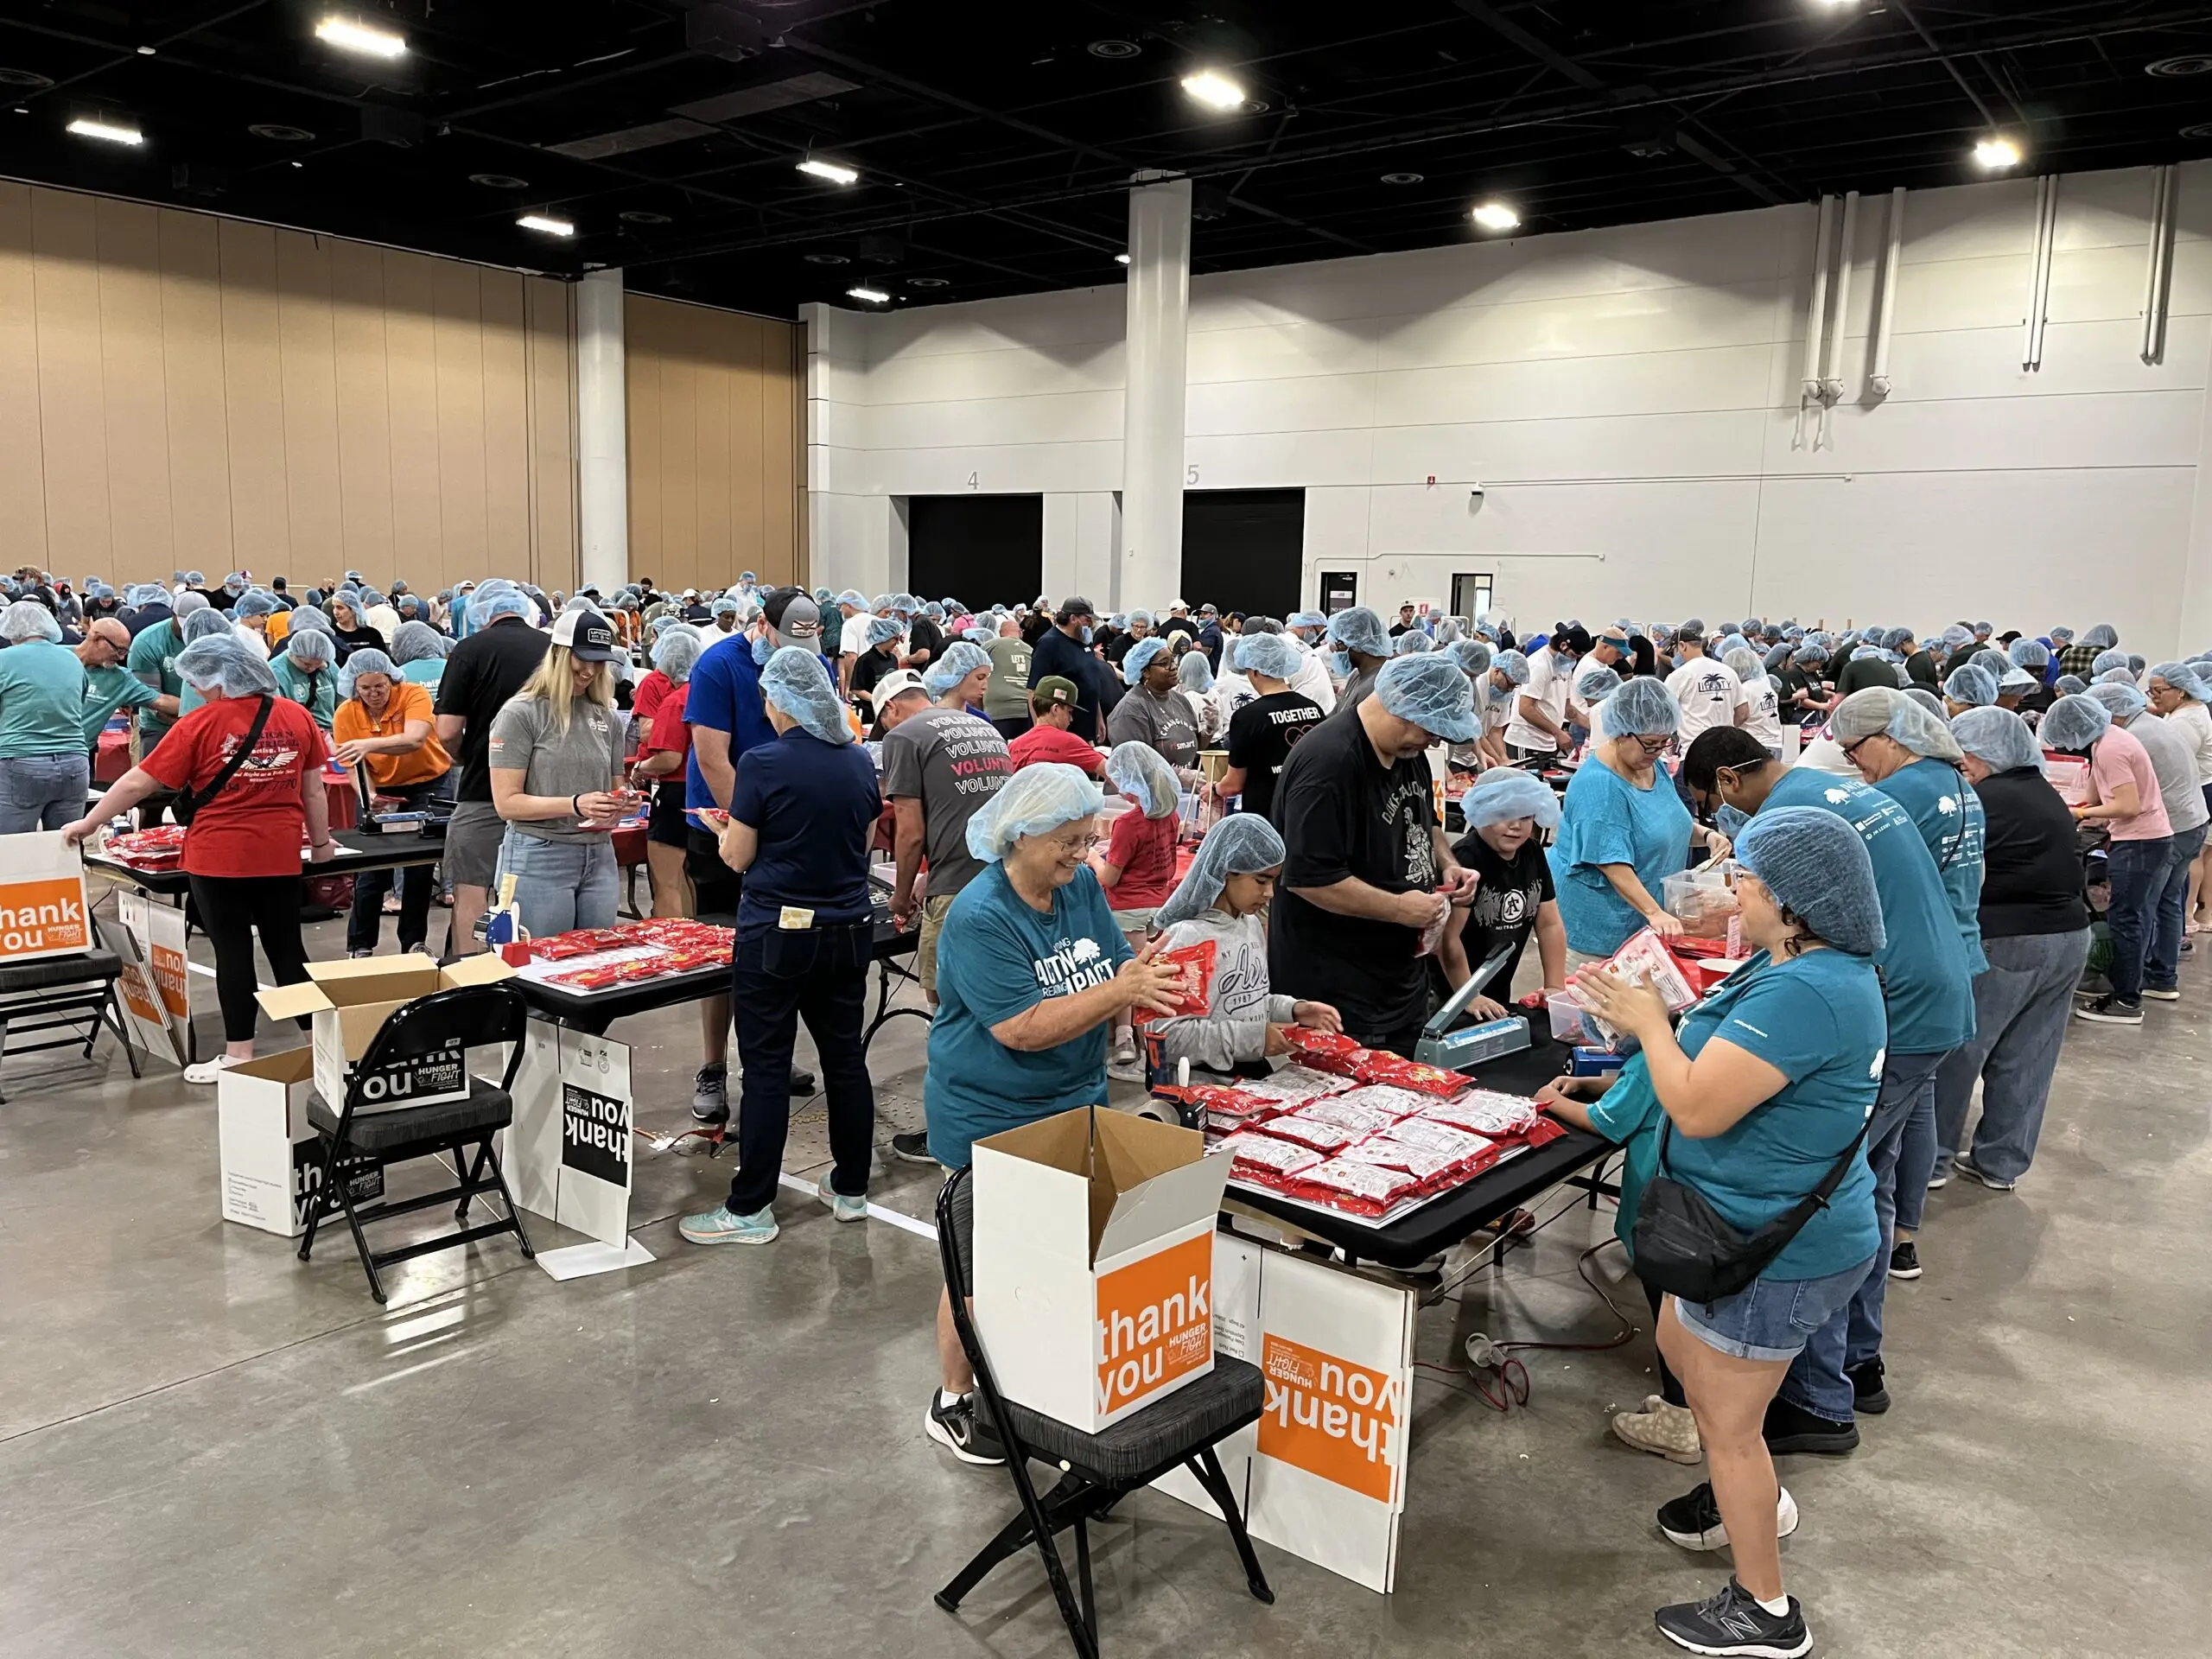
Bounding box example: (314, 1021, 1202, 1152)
(442, 799, 506, 889)
(918, 893, 957, 997)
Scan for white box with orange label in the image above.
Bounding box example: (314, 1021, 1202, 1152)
(0, 832, 94, 963)
(255, 953, 513, 1115)
(972, 1106, 1230, 1433)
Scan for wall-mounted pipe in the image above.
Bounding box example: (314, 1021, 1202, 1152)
(2024, 175, 2058, 372)
(2142, 164, 2177, 366)
(1804, 194, 1836, 403)
(1822, 190, 1860, 401)
(1870, 187, 1907, 398)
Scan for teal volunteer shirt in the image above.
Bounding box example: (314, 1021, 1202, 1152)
(1551, 754, 1694, 956)
(1875, 755, 1988, 976)
(0, 639, 91, 757)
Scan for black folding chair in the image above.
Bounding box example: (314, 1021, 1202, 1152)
(933, 1166, 1274, 1659)
(0, 948, 140, 1104)
(297, 982, 535, 1304)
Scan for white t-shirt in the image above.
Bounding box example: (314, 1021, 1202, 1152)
(1209, 669, 1258, 739)
(1482, 683, 1515, 734)
(1740, 674, 1783, 749)
(1504, 645, 1571, 753)
(1285, 637, 1337, 712)
(2167, 697, 2212, 785)
(1666, 657, 1749, 744)
(839, 611, 878, 657)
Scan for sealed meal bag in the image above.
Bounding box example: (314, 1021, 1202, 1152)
(1570, 926, 1700, 1044)
(1278, 1027, 1364, 1076)
(1218, 1133, 1324, 1189)
(1236, 1065, 1351, 1106)
(1255, 1113, 1366, 1154)
(1132, 939, 1218, 1027)
(1352, 1055, 1471, 1099)
(1292, 1157, 1423, 1217)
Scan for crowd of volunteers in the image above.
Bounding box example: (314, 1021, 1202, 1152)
(11, 554, 2187, 1657)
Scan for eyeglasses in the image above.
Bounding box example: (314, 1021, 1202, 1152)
(1838, 736, 1872, 761)
(1632, 734, 1672, 753)
(1045, 831, 1102, 855)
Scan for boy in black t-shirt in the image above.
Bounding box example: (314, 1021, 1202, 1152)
(1217, 634, 1324, 823)
(1433, 769, 1567, 1019)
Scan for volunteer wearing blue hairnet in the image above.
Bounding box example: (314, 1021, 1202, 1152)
(1832, 686, 1986, 963)
(678, 644, 885, 1249)
(1473, 649, 1530, 766)
(67, 631, 334, 1083)
(2145, 663, 2212, 930)
(1324, 606, 1393, 713)
(0, 599, 92, 833)
(849, 611, 910, 718)
(2044, 690, 2171, 1020)
(1435, 767, 1567, 1019)
(1676, 719, 1973, 1446)
(904, 594, 946, 671)
(918, 760, 1185, 1462)
(632, 626, 707, 918)
(271, 621, 336, 728)
(1934, 707, 2093, 1194)
(2088, 679, 2208, 1008)
(1107, 633, 1202, 775)
(1663, 628, 1754, 750)
(230, 588, 278, 659)
(925, 639, 994, 712)
(2056, 623, 2117, 684)
(1553, 678, 1707, 962)
(325, 591, 385, 659)
(75, 613, 177, 751)
(333, 647, 451, 960)
(1212, 629, 1327, 822)
(1554, 801, 1883, 1656)
(390, 619, 449, 689)
(1266, 652, 1480, 1055)
(1096, 741, 1184, 1077)
(1942, 663, 1999, 714)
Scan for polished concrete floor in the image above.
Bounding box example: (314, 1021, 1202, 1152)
(3, 902, 2208, 1657)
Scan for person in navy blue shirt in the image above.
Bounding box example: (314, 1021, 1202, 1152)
(1026, 594, 1103, 741)
(682, 647, 883, 1248)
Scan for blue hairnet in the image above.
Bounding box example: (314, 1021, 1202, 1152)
(1287, 610, 1328, 631)
(1155, 813, 1286, 931)
(1600, 676, 1681, 739)
(652, 628, 702, 684)
(1680, 617, 1707, 639)
(471, 582, 536, 625)
(962, 625, 996, 645)
(340, 649, 398, 699)
(1374, 652, 1477, 741)
(2091, 649, 2129, 677)
(1574, 664, 1623, 703)
(1234, 631, 1300, 681)
(868, 594, 893, 613)
(1833, 685, 1964, 761)
(1392, 629, 1433, 657)
(1459, 766, 1560, 832)
(924, 639, 992, 699)
(176, 632, 278, 698)
(391, 620, 448, 664)
(966, 762, 1104, 863)
(1433, 616, 1464, 646)
(2129, 653, 2147, 674)
(2094, 665, 2136, 688)
(2008, 637, 2050, 670)
(862, 613, 906, 647)
(1325, 607, 1389, 658)
(2055, 674, 2088, 696)
(1722, 647, 1764, 683)
(813, 587, 836, 605)
(1178, 651, 1215, 693)
(183, 570, 207, 587)
(1104, 741, 1179, 819)
(1902, 686, 1945, 720)
(1492, 649, 1530, 687)
(1967, 648, 2011, 681)
(2050, 626, 2075, 644)
(924, 601, 944, 620)
(2088, 680, 2149, 721)
(1943, 664, 1998, 707)
(2040, 693, 2112, 752)
(284, 626, 333, 668)
(180, 607, 232, 644)
(1735, 805, 1885, 957)
(836, 589, 867, 609)
(232, 588, 277, 620)
(1718, 632, 1750, 659)
(1951, 707, 2043, 773)
(287, 604, 332, 638)
(760, 646, 852, 746)
(1763, 644, 1794, 674)
(2149, 661, 2209, 701)
(711, 595, 740, 619)
(1122, 635, 1173, 685)
(1940, 625, 1974, 650)
(1447, 639, 1494, 678)
(2082, 624, 2119, 651)
(1127, 608, 1155, 629)
(0, 601, 61, 645)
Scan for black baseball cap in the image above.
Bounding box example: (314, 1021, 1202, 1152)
(1054, 595, 1096, 624)
(551, 607, 620, 663)
(762, 586, 824, 649)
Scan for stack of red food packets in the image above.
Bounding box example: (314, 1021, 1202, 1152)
(105, 824, 188, 869)
(537, 918, 738, 989)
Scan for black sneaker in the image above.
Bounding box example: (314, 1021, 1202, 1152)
(1887, 1240, 1922, 1281)
(1656, 1481, 1800, 1551)
(1953, 1154, 2018, 1192)
(1763, 1395, 1858, 1456)
(2074, 995, 2143, 1026)
(2142, 985, 2181, 1001)
(925, 1390, 1006, 1465)
(1654, 1579, 1811, 1658)
(1847, 1356, 1891, 1415)
(891, 1131, 939, 1164)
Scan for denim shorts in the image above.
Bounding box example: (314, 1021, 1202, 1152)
(1674, 1255, 1878, 1363)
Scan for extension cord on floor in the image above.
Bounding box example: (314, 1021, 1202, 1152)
(1465, 1332, 1503, 1370)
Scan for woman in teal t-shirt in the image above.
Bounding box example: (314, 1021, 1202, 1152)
(1544, 804, 1885, 1659)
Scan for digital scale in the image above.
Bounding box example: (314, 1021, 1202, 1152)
(1413, 940, 1535, 1071)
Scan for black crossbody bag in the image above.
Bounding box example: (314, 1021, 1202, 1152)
(175, 696, 274, 826)
(1632, 1112, 1872, 1304)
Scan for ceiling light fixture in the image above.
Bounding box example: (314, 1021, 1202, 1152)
(249, 123, 315, 142)
(1088, 40, 1141, 59)
(619, 209, 671, 225)
(0, 69, 56, 90)
(1116, 253, 1132, 264)
(804, 252, 849, 265)
(315, 16, 407, 59)
(1382, 171, 1425, 186)
(846, 286, 890, 304)
(1973, 136, 2022, 169)
(67, 116, 143, 146)
(2146, 54, 2212, 78)
(1181, 70, 1245, 111)
(909, 276, 948, 288)
(516, 213, 575, 236)
(1471, 200, 1521, 232)
(469, 172, 530, 188)
(798, 157, 858, 185)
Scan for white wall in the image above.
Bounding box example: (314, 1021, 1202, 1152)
(805, 163, 2212, 654)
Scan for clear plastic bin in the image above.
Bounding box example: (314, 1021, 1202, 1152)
(1662, 869, 1739, 939)
(1548, 991, 1602, 1045)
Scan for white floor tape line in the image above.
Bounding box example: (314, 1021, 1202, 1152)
(775, 1170, 938, 1240)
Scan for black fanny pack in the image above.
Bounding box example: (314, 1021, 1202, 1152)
(1632, 1113, 1872, 1304)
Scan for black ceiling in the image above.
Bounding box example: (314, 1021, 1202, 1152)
(4, 1, 2211, 318)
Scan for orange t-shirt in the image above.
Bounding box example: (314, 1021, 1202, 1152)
(334, 680, 450, 790)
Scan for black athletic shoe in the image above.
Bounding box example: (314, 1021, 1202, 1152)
(1654, 1579, 1811, 1658)
(1847, 1356, 1891, 1415)
(2074, 995, 2143, 1026)
(925, 1390, 1006, 1465)
(891, 1131, 939, 1164)
(1656, 1481, 1799, 1552)
(1887, 1240, 1922, 1281)
(1763, 1395, 1858, 1456)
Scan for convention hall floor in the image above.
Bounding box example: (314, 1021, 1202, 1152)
(2, 909, 2204, 1658)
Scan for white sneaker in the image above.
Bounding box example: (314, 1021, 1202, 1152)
(182, 1055, 241, 1085)
(1612, 1395, 1704, 1465)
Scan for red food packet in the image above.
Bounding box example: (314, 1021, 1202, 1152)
(1336, 1137, 1467, 1190)
(611, 956, 673, 982)
(1155, 1084, 1278, 1125)
(1419, 1090, 1541, 1137)
(1293, 1099, 1400, 1138)
(1291, 1157, 1422, 1217)
(1279, 1027, 1363, 1076)
(1508, 1115, 1569, 1149)
(1218, 1133, 1323, 1187)
(536, 935, 608, 960)
(1356, 1054, 1471, 1097)
(1236, 1065, 1351, 1105)
(1132, 939, 1217, 1027)
(1325, 1083, 1441, 1122)
(1255, 1113, 1364, 1153)
(549, 964, 622, 989)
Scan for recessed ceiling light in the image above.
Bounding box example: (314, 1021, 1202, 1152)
(2182, 122, 2212, 141)
(619, 209, 671, 226)
(804, 251, 849, 265)
(249, 123, 315, 142)
(136, 46, 156, 57)
(847, 286, 890, 304)
(470, 171, 530, 188)
(1381, 171, 1424, 186)
(517, 213, 575, 236)
(67, 116, 143, 146)
(1088, 39, 1141, 59)
(0, 69, 55, 90)
(2146, 54, 2212, 78)
(1471, 200, 1521, 232)
(909, 276, 948, 289)
(798, 157, 858, 185)
(1181, 70, 1245, 111)
(1116, 253, 1131, 264)
(315, 16, 407, 59)
(1973, 136, 2022, 169)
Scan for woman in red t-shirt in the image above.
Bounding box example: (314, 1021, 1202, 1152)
(1095, 741, 1184, 1079)
(633, 627, 702, 918)
(67, 635, 334, 1084)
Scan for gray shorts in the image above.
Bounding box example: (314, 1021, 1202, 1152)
(947, 1172, 974, 1296)
(442, 799, 506, 889)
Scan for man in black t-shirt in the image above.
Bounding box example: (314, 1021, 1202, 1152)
(1269, 656, 1480, 1055)
(433, 582, 550, 954)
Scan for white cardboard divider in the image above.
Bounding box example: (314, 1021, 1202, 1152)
(500, 1023, 639, 1263)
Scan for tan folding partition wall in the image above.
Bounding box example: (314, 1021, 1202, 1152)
(624, 293, 805, 595)
(0, 181, 578, 594)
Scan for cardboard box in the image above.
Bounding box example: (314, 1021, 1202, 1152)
(973, 1106, 1230, 1433)
(257, 953, 513, 1115)
(215, 1047, 384, 1236)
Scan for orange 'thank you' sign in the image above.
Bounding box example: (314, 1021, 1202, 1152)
(1257, 1332, 1404, 1504)
(0, 836, 93, 963)
(1095, 1230, 1216, 1418)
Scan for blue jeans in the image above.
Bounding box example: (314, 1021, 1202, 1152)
(2102, 836, 2171, 1005)
(497, 829, 619, 939)
(2145, 821, 2207, 992)
(1933, 928, 2092, 1187)
(0, 752, 90, 834)
(1675, 1255, 1880, 1363)
(1781, 1048, 1947, 1422)
(725, 922, 875, 1217)
(346, 779, 448, 954)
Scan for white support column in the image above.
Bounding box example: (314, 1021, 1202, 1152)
(1121, 177, 1192, 608)
(575, 269, 630, 593)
